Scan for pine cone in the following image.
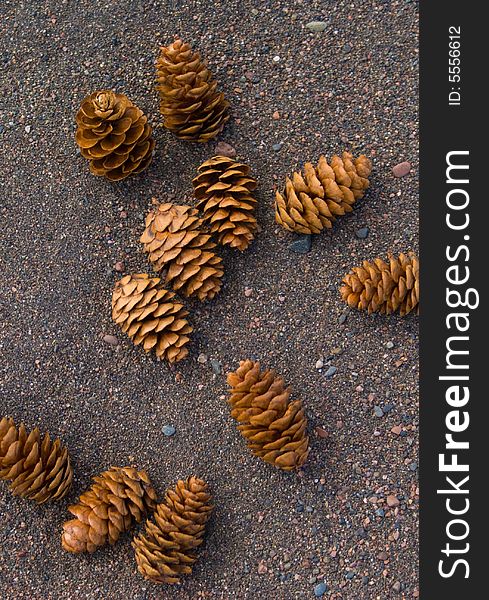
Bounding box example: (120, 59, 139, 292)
(340, 252, 419, 316)
(112, 274, 192, 362)
(275, 152, 372, 234)
(227, 361, 310, 471)
(192, 156, 258, 251)
(62, 466, 157, 553)
(156, 37, 230, 142)
(140, 202, 224, 301)
(0, 417, 73, 503)
(133, 476, 212, 584)
(75, 90, 155, 181)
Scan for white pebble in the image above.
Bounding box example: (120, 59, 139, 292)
(315, 359, 324, 370)
(273, 55, 280, 63)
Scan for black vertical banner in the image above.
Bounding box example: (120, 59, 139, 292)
(420, 1, 484, 596)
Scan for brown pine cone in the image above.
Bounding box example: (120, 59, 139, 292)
(140, 202, 224, 301)
(62, 466, 157, 553)
(192, 155, 258, 251)
(340, 252, 419, 316)
(275, 152, 372, 234)
(133, 476, 213, 584)
(227, 360, 310, 471)
(75, 90, 155, 181)
(156, 37, 230, 142)
(0, 417, 73, 503)
(112, 274, 192, 363)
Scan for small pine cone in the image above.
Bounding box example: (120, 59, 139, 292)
(112, 274, 192, 363)
(133, 476, 213, 584)
(62, 466, 157, 553)
(340, 252, 419, 316)
(156, 37, 230, 142)
(192, 156, 258, 251)
(275, 152, 372, 234)
(0, 417, 73, 503)
(75, 90, 155, 181)
(140, 202, 224, 301)
(227, 361, 310, 471)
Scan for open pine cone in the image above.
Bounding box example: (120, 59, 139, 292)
(112, 274, 192, 363)
(227, 361, 310, 471)
(140, 202, 224, 301)
(133, 476, 213, 584)
(340, 252, 419, 316)
(0, 417, 72, 503)
(156, 37, 230, 142)
(62, 466, 157, 553)
(192, 156, 258, 251)
(275, 152, 372, 234)
(75, 90, 155, 181)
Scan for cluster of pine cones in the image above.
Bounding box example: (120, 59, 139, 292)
(1, 31, 419, 591)
(1, 356, 311, 583)
(1, 416, 213, 585)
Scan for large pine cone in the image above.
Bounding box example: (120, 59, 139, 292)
(112, 274, 192, 363)
(192, 156, 258, 251)
(62, 466, 157, 553)
(156, 37, 230, 142)
(227, 361, 310, 471)
(0, 417, 73, 503)
(133, 476, 212, 584)
(140, 202, 224, 301)
(75, 90, 155, 181)
(275, 152, 372, 234)
(340, 252, 419, 316)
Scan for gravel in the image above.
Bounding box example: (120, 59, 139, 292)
(0, 0, 419, 598)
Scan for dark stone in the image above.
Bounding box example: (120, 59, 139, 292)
(355, 227, 369, 239)
(289, 234, 312, 254)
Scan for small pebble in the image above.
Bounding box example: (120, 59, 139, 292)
(273, 55, 280, 63)
(346, 571, 355, 580)
(325, 366, 337, 378)
(355, 227, 369, 239)
(210, 359, 222, 375)
(375, 508, 385, 518)
(315, 359, 324, 370)
(162, 425, 176, 437)
(373, 406, 384, 418)
(383, 403, 394, 413)
(215, 141, 236, 158)
(114, 261, 125, 272)
(339, 313, 347, 324)
(392, 161, 411, 177)
(272, 142, 283, 152)
(392, 581, 401, 592)
(409, 461, 418, 471)
(103, 334, 118, 346)
(314, 582, 328, 597)
(342, 43, 352, 53)
(197, 354, 208, 364)
(386, 341, 394, 349)
(386, 494, 400, 507)
(272, 111, 280, 120)
(306, 21, 327, 32)
(244, 287, 253, 297)
(24, 125, 31, 133)
(289, 234, 312, 254)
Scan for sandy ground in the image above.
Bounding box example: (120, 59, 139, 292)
(0, 1, 419, 598)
